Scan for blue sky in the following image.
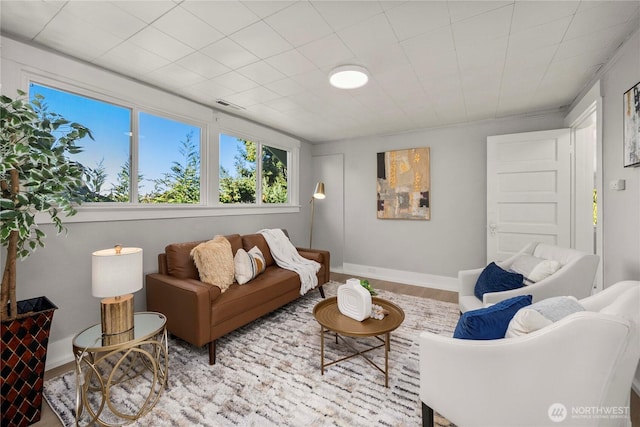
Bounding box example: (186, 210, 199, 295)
(29, 83, 241, 194)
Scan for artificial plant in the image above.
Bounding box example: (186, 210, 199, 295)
(0, 90, 92, 321)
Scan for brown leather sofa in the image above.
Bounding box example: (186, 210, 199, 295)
(146, 232, 330, 365)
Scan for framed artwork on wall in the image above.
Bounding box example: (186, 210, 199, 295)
(623, 81, 640, 167)
(377, 147, 430, 220)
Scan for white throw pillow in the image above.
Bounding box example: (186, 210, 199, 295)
(510, 254, 561, 285)
(506, 296, 584, 337)
(234, 246, 266, 285)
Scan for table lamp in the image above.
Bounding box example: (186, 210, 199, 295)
(92, 245, 143, 336)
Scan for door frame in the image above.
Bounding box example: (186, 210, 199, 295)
(565, 82, 604, 292)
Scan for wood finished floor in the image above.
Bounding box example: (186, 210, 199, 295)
(34, 272, 639, 426)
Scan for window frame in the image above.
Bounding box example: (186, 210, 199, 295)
(25, 75, 300, 225)
(217, 130, 293, 206)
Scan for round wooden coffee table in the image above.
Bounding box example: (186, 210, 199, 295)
(313, 296, 405, 387)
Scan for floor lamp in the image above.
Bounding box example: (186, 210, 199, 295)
(309, 181, 325, 248)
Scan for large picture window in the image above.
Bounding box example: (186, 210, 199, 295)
(138, 113, 200, 204)
(219, 133, 288, 204)
(29, 83, 131, 202)
(29, 83, 202, 205)
(26, 79, 298, 221)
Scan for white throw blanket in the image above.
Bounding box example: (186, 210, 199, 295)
(259, 229, 320, 295)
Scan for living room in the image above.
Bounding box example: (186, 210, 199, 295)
(1, 1, 639, 426)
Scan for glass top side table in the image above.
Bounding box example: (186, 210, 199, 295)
(72, 312, 168, 426)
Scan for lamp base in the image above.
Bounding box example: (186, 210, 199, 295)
(100, 294, 134, 336)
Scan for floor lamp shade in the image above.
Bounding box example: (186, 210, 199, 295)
(310, 182, 326, 248)
(92, 246, 143, 336)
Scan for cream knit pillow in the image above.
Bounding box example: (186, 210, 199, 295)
(190, 236, 234, 292)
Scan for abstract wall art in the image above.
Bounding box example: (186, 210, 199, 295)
(624, 82, 640, 167)
(377, 147, 430, 220)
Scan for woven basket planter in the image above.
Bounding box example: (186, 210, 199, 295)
(1, 297, 57, 427)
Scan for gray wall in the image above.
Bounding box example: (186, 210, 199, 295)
(312, 112, 566, 278)
(599, 30, 640, 286)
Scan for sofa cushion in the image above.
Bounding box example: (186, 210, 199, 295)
(210, 266, 300, 325)
(510, 254, 561, 284)
(474, 262, 524, 299)
(234, 246, 266, 285)
(506, 296, 584, 337)
(453, 295, 533, 340)
(190, 236, 235, 292)
(242, 234, 275, 267)
(165, 234, 242, 280)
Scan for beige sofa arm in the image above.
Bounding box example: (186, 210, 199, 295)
(146, 273, 218, 347)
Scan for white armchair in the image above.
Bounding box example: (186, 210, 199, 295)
(459, 242, 600, 313)
(420, 280, 640, 427)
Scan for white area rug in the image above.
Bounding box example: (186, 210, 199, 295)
(44, 282, 459, 426)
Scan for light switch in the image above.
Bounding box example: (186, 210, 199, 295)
(609, 179, 625, 191)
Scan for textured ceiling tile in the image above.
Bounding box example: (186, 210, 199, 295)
(64, 1, 146, 39)
(111, 1, 177, 24)
(176, 52, 230, 80)
(337, 13, 398, 56)
(297, 34, 356, 69)
(266, 49, 318, 77)
(0, 1, 64, 39)
(128, 26, 194, 62)
(510, 1, 579, 32)
(152, 6, 224, 50)
(385, 1, 450, 41)
(180, 1, 260, 36)
(564, 1, 639, 40)
(311, 1, 383, 32)
(229, 21, 292, 59)
(451, 4, 513, 43)
(200, 38, 260, 70)
(237, 61, 286, 85)
(265, 2, 333, 47)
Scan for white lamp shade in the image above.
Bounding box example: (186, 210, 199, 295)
(92, 247, 143, 298)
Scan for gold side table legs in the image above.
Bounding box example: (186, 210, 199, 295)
(74, 329, 168, 426)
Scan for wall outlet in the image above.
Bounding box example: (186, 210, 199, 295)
(609, 179, 626, 191)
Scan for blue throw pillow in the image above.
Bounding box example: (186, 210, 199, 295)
(453, 295, 533, 340)
(474, 262, 524, 300)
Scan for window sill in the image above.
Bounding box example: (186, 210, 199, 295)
(34, 204, 301, 224)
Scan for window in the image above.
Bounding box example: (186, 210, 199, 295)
(138, 113, 201, 204)
(26, 78, 299, 222)
(29, 83, 202, 205)
(29, 83, 131, 202)
(219, 133, 288, 204)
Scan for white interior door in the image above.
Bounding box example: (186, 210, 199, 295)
(487, 129, 571, 262)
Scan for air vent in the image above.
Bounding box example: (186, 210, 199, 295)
(215, 99, 245, 110)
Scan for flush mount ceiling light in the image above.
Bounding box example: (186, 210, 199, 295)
(329, 65, 369, 89)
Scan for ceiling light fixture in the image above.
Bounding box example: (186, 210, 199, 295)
(329, 65, 369, 89)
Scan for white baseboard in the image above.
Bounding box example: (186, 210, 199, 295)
(45, 335, 75, 371)
(336, 263, 458, 293)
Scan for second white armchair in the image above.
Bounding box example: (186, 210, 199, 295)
(459, 242, 600, 313)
